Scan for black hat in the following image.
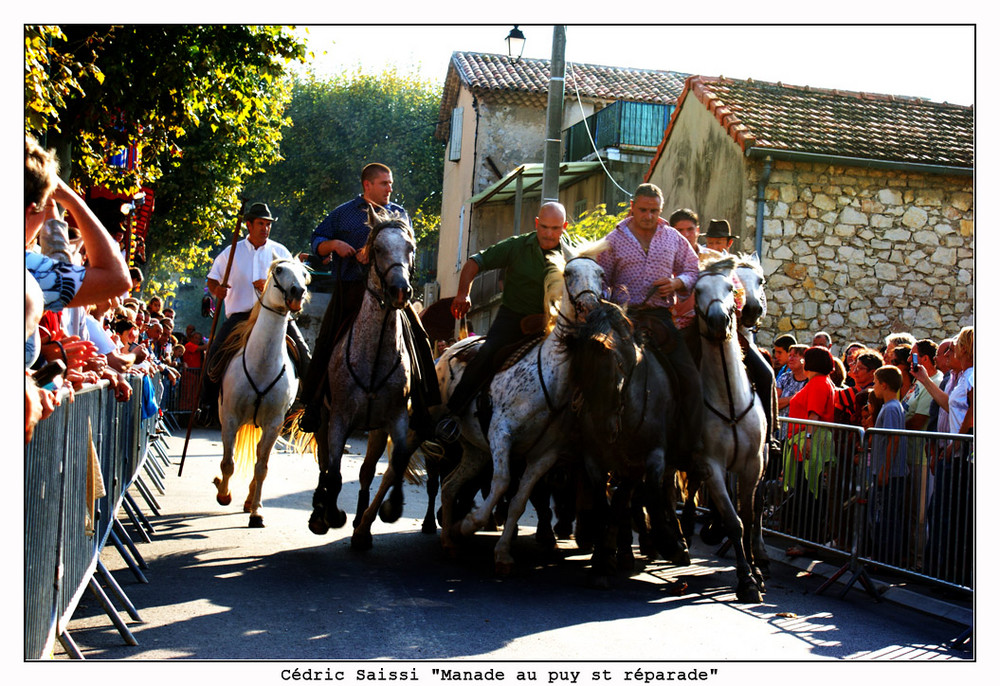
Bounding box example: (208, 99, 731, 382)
(245, 202, 277, 222)
(705, 219, 734, 239)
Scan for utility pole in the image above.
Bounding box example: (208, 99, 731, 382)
(541, 26, 566, 205)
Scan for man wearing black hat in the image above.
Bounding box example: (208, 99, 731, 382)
(201, 202, 311, 417)
(704, 218, 735, 254)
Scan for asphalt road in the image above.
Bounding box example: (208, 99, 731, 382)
(50, 426, 973, 674)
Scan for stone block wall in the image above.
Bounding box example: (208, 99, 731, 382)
(745, 159, 973, 350)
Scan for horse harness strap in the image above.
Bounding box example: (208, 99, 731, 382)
(704, 337, 756, 466)
(241, 351, 287, 428)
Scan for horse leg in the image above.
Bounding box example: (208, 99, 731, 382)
(308, 413, 349, 535)
(494, 448, 560, 576)
(740, 450, 767, 587)
(439, 445, 490, 555)
(644, 453, 691, 566)
(214, 414, 240, 506)
(530, 478, 556, 551)
(422, 445, 442, 534)
(351, 421, 414, 550)
(585, 464, 615, 586)
(245, 422, 281, 528)
(354, 430, 388, 529)
(459, 428, 515, 539)
(704, 464, 762, 603)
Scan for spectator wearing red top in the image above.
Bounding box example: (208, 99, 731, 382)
(788, 346, 836, 424)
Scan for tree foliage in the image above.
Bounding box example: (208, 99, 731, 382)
(24, 25, 307, 298)
(565, 202, 630, 243)
(244, 67, 445, 258)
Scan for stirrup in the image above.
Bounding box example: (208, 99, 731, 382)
(435, 415, 461, 444)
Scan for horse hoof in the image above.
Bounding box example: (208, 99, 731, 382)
(495, 559, 514, 577)
(249, 515, 265, 528)
(379, 497, 403, 523)
(736, 581, 764, 604)
(421, 520, 437, 535)
(328, 509, 347, 529)
(554, 522, 573, 540)
(351, 530, 373, 551)
(667, 548, 692, 566)
(217, 493, 232, 507)
(535, 527, 556, 550)
(308, 512, 329, 536)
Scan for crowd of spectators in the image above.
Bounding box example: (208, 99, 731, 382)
(24, 135, 207, 443)
(767, 325, 974, 580)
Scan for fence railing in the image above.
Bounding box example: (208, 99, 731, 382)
(764, 417, 974, 596)
(24, 374, 171, 659)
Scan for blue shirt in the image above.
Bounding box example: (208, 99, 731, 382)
(310, 195, 408, 282)
(872, 398, 908, 479)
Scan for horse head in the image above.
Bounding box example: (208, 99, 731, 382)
(562, 302, 637, 444)
(556, 237, 610, 323)
(735, 252, 766, 330)
(365, 209, 416, 310)
(695, 255, 739, 341)
(265, 258, 311, 314)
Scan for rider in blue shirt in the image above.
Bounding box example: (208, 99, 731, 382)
(299, 164, 412, 433)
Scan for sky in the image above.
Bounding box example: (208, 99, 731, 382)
(293, 24, 975, 106)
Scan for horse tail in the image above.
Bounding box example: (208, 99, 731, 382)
(281, 409, 317, 460)
(233, 424, 263, 481)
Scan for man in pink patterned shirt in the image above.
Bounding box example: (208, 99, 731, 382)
(596, 183, 703, 459)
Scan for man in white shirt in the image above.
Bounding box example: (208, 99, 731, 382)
(202, 203, 310, 414)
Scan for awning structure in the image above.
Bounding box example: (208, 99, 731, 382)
(469, 161, 602, 207)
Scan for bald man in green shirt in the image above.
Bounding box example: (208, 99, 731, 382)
(435, 202, 568, 442)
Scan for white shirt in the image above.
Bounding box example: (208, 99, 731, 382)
(207, 238, 292, 317)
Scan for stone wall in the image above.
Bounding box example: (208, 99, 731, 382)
(746, 159, 973, 350)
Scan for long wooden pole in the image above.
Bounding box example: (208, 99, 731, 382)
(178, 198, 246, 476)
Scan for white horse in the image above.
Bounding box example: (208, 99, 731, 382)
(436, 244, 606, 575)
(307, 212, 422, 551)
(691, 255, 767, 603)
(213, 258, 310, 527)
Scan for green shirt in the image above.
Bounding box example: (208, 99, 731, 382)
(471, 232, 562, 316)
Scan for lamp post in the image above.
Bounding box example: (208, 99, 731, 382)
(541, 26, 566, 205)
(505, 26, 525, 63)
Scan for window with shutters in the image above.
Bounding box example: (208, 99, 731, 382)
(449, 107, 463, 161)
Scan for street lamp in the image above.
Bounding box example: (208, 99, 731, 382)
(505, 26, 525, 63)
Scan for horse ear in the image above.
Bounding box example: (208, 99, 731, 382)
(750, 251, 760, 264)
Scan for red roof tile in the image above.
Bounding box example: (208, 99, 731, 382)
(680, 76, 973, 168)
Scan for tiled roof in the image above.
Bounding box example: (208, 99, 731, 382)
(452, 51, 688, 103)
(665, 76, 973, 169)
(436, 51, 688, 139)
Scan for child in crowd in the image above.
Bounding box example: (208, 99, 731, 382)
(868, 365, 910, 566)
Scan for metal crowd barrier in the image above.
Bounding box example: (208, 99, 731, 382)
(24, 374, 173, 659)
(763, 417, 974, 598)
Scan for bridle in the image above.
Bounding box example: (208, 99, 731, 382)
(363, 223, 415, 310)
(243, 261, 307, 427)
(695, 270, 756, 463)
(345, 221, 416, 427)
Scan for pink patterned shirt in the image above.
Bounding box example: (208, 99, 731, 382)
(597, 217, 700, 309)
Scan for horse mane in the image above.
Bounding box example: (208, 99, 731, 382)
(364, 210, 414, 254)
(701, 254, 737, 277)
(734, 252, 763, 277)
(561, 303, 635, 417)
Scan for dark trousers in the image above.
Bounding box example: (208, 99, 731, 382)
(743, 341, 776, 441)
(446, 305, 530, 414)
(301, 280, 366, 407)
(633, 309, 703, 457)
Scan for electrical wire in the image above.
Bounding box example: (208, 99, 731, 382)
(565, 60, 632, 198)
